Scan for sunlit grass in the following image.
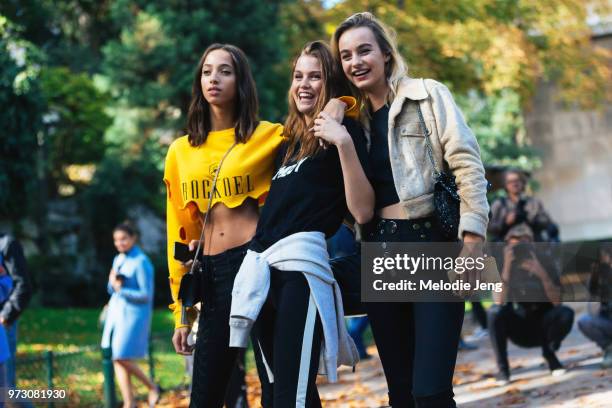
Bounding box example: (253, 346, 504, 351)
(16, 308, 183, 407)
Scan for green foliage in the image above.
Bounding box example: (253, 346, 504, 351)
(79, 1, 293, 278)
(19, 308, 175, 347)
(456, 90, 540, 170)
(0, 0, 119, 73)
(81, 137, 166, 273)
(0, 16, 43, 219)
(279, 0, 328, 61)
(103, 0, 288, 128)
(40, 67, 112, 185)
(325, 0, 611, 107)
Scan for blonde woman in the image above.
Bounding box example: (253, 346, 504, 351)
(332, 13, 489, 407)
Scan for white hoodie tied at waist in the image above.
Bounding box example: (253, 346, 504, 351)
(229, 231, 359, 382)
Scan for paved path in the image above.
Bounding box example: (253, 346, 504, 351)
(316, 304, 611, 407)
(157, 304, 611, 407)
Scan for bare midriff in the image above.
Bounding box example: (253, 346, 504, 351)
(200, 198, 259, 255)
(378, 202, 407, 219)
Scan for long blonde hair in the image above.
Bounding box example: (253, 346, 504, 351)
(331, 12, 407, 110)
(282, 41, 348, 165)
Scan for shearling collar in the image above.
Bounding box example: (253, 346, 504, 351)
(395, 76, 429, 100)
(388, 77, 429, 128)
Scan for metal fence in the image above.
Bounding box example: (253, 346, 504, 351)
(15, 334, 188, 407)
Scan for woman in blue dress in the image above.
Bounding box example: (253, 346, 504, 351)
(0, 259, 13, 390)
(101, 223, 160, 408)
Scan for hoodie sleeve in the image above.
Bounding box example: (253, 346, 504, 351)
(164, 141, 201, 329)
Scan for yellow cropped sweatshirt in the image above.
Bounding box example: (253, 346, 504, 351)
(164, 121, 284, 328)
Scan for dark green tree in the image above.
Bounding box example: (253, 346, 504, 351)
(0, 17, 44, 221)
(456, 90, 540, 171)
(39, 67, 111, 190)
(103, 0, 289, 131)
(0, 0, 118, 73)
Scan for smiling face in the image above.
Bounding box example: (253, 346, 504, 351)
(338, 26, 389, 96)
(290, 55, 323, 120)
(113, 230, 136, 254)
(200, 49, 237, 109)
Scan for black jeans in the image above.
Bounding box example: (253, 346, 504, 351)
(364, 217, 464, 408)
(252, 267, 324, 408)
(488, 303, 574, 372)
(190, 242, 256, 408)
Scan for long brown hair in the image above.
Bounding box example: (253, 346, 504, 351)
(331, 12, 407, 110)
(283, 41, 347, 165)
(186, 44, 259, 146)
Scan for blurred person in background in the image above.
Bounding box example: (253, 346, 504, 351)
(328, 223, 371, 360)
(468, 301, 489, 340)
(578, 244, 612, 368)
(489, 169, 558, 243)
(0, 233, 34, 390)
(0, 261, 13, 391)
(460, 301, 489, 346)
(488, 225, 574, 384)
(101, 223, 159, 408)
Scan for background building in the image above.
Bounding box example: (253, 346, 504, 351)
(525, 27, 612, 242)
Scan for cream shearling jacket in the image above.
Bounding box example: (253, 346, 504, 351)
(366, 77, 489, 238)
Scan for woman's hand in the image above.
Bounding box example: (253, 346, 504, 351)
(313, 112, 352, 148)
(109, 269, 123, 292)
(463, 232, 484, 244)
(172, 327, 194, 355)
(111, 278, 123, 292)
(502, 244, 515, 267)
(521, 255, 547, 281)
(456, 232, 485, 298)
(505, 211, 517, 226)
(179, 239, 202, 267)
(321, 98, 347, 123)
(188, 240, 201, 252)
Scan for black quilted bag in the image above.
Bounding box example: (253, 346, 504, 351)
(415, 103, 461, 240)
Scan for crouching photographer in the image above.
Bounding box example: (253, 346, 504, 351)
(487, 225, 574, 383)
(578, 244, 612, 368)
